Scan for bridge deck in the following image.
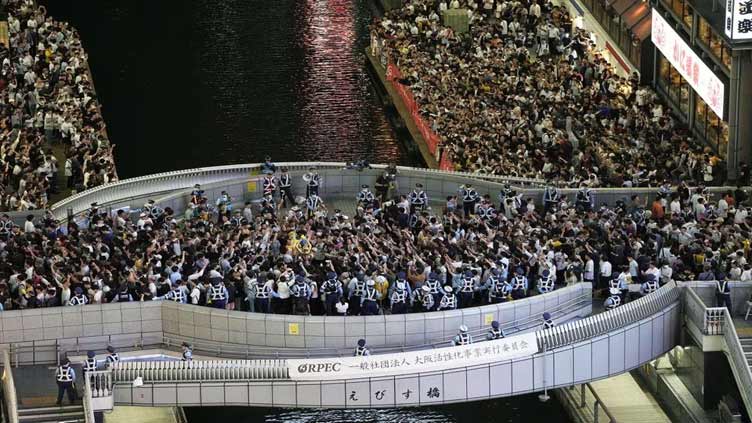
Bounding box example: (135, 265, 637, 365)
(589, 373, 671, 423)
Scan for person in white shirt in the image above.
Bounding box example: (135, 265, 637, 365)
(335, 297, 349, 316)
(23, 215, 35, 233)
(583, 256, 594, 283)
(599, 258, 612, 286)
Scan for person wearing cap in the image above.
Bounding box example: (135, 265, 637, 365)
(356, 184, 375, 206)
(542, 312, 555, 329)
(154, 281, 187, 303)
(83, 350, 98, 374)
(55, 357, 77, 405)
(320, 271, 343, 316)
(390, 279, 409, 314)
(537, 269, 555, 294)
(458, 270, 477, 308)
(207, 273, 229, 309)
(303, 167, 321, 198)
(486, 321, 504, 340)
(105, 345, 119, 369)
(260, 156, 277, 174)
(262, 172, 277, 199)
(511, 267, 528, 299)
(347, 272, 367, 316)
(254, 273, 273, 314)
(715, 273, 732, 313)
(640, 273, 659, 296)
(438, 285, 457, 310)
(412, 284, 435, 312)
(354, 339, 370, 356)
(278, 167, 295, 208)
(409, 183, 428, 213)
(425, 272, 442, 310)
(452, 325, 472, 346)
(487, 268, 512, 304)
(67, 286, 88, 306)
(459, 183, 480, 216)
(306, 192, 326, 218)
(604, 287, 622, 310)
(181, 342, 193, 361)
(290, 274, 312, 315)
(361, 279, 381, 316)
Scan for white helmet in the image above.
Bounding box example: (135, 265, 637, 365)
(609, 287, 621, 295)
(459, 325, 468, 333)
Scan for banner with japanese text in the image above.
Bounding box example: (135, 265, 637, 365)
(288, 332, 539, 381)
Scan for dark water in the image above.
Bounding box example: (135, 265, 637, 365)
(40, 0, 406, 179)
(38, 0, 568, 421)
(185, 395, 570, 423)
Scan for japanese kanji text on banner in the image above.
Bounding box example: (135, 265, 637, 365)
(288, 332, 539, 381)
(651, 9, 725, 118)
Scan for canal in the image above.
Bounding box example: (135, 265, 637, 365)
(39, 0, 569, 421)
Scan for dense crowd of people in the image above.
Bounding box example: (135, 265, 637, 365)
(371, 0, 725, 186)
(0, 0, 116, 212)
(0, 158, 749, 315)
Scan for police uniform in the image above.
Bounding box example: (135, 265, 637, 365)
(306, 194, 323, 218)
(356, 186, 375, 205)
(68, 294, 88, 306)
(487, 323, 504, 340)
(543, 318, 555, 329)
(349, 277, 367, 316)
(604, 292, 622, 310)
(55, 362, 76, 405)
(640, 277, 659, 296)
(278, 172, 295, 207)
(291, 279, 311, 315)
(409, 185, 428, 212)
(452, 329, 472, 346)
(543, 186, 560, 214)
(361, 283, 380, 316)
(439, 288, 457, 310)
(478, 203, 496, 220)
(304, 171, 321, 197)
(575, 188, 593, 211)
(262, 175, 277, 197)
(208, 281, 228, 309)
(83, 356, 97, 373)
(165, 286, 187, 303)
(537, 271, 555, 294)
(0, 219, 13, 240)
(254, 278, 272, 313)
(488, 276, 511, 304)
(460, 185, 480, 216)
(106, 352, 119, 369)
(511, 272, 528, 299)
(390, 284, 408, 315)
(354, 342, 370, 356)
(716, 279, 732, 312)
(182, 346, 193, 361)
(116, 287, 133, 303)
(413, 286, 435, 312)
(321, 275, 342, 316)
(425, 275, 442, 310)
(459, 272, 476, 308)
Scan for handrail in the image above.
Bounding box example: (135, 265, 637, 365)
(683, 285, 710, 334)
(704, 307, 726, 335)
(113, 359, 289, 383)
(567, 383, 618, 423)
(82, 371, 96, 423)
(1, 350, 18, 423)
(537, 281, 681, 351)
(721, 308, 752, 415)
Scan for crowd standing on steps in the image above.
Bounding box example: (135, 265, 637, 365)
(371, 0, 726, 186)
(0, 0, 116, 212)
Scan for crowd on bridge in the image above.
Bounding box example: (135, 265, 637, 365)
(0, 0, 116, 212)
(371, 0, 727, 186)
(0, 158, 748, 316)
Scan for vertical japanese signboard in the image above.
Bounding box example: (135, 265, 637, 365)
(726, 0, 752, 40)
(652, 9, 726, 118)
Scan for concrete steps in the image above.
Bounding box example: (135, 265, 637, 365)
(18, 405, 85, 423)
(740, 337, 752, 366)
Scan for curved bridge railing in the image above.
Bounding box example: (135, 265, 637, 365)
(110, 283, 681, 408)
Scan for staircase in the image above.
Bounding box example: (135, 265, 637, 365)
(741, 337, 752, 367)
(17, 405, 86, 423)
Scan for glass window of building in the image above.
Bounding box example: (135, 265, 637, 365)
(658, 55, 689, 116)
(694, 97, 729, 158)
(697, 17, 731, 71)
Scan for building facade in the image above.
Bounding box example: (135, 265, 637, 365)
(651, 0, 752, 181)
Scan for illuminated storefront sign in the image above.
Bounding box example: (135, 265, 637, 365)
(725, 0, 752, 40)
(652, 9, 725, 118)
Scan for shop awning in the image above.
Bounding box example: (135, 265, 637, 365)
(632, 14, 652, 41)
(623, 1, 650, 29)
(613, 0, 637, 16)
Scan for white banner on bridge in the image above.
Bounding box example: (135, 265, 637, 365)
(288, 332, 539, 381)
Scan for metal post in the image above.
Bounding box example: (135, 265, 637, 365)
(580, 384, 586, 408)
(594, 401, 600, 423)
(538, 342, 550, 402)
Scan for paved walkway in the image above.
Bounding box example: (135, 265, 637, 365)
(589, 373, 671, 423)
(106, 406, 179, 423)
